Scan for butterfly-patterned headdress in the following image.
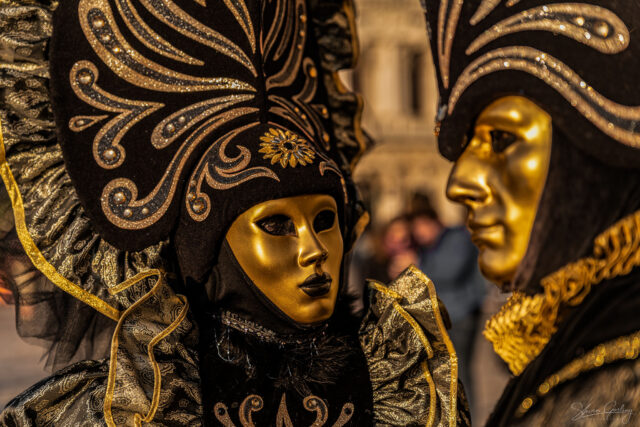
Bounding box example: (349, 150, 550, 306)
(49, 0, 369, 280)
(420, 0, 640, 167)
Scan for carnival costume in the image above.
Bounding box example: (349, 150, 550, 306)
(419, 0, 640, 425)
(0, 0, 468, 425)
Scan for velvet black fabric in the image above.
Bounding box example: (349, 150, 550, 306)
(420, 0, 640, 168)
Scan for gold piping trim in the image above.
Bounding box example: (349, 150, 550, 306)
(369, 281, 434, 358)
(516, 329, 640, 418)
(104, 270, 189, 426)
(369, 266, 459, 427)
(0, 121, 120, 321)
(408, 265, 459, 427)
(421, 360, 437, 427)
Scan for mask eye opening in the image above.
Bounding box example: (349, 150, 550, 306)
(256, 214, 296, 236)
(313, 209, 336, 233)
(489, 129, 518, 153)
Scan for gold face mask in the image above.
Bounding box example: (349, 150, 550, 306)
(225, 194, 343, 324)
(446, 96, 552, 288)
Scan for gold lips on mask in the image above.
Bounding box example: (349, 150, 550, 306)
(446, 96, 552, 287)
(225, 194, 343, 324)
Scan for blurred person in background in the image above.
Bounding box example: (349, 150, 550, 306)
(349, 215, 418, 314)
(409, 193, 486, 409)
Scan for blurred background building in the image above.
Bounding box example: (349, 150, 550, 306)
(348, 0, 463, 227)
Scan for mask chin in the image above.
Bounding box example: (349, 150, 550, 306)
(205, 240, 339, 335)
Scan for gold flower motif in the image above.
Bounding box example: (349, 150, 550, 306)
(259, 128, 315, 168)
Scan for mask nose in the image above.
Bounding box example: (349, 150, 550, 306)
(446, 148, 491, 207)
(298, 226, 329, 268)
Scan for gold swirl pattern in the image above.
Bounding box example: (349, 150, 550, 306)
(437, 0, 464, 89)
(185, 123, 279, 222)
(114, 0, 202, 65)
(263, 0, 287, 59)
(224, 0, 256, 54)
(485, 209, 640, 375)
(78, 0, 254, 92)
(214, 393, 353, 427)
(101, 108, 258, 230)
(267, 0, 306, 89)
(151, 95, 254, 149)
(70, 61, 164, 169)
(137, 0, 256, 76)
(449, 46, 640, 148)
(466, 4, 629, 55)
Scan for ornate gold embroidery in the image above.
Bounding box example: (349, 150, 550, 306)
(516, 330, 640, 417)
(70, 61, 164, 169)
(449, 46, 640, 149)
(437, 0, 464, 88)
(470, 0, 502, 26)
(214, 393, 353, 426)
(467, 4, 629, 55)
(259, 127, 316, 168)
(78, 0, 254, 92)
(101, 108, 258, 230)
(485, 209, 640, 375)
(151, 94, 253, 149)
(186, 123, 279, 222)
(114, 0, 202, 65)
(136, 0, 256, 75)
(224, 0, 256, 54)
(266, 0, 306, 89)
(68, 114, 108, 132)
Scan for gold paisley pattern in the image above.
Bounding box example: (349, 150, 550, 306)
(69, 60, 164, 169)
(485, 209, 640, 375)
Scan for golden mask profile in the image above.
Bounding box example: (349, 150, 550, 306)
(446, 96, 552, 287)
(225, 194, 343, 324)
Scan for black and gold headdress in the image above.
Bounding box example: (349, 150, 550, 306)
(47, 0, 369, 280)
(420, 0, 640, 166)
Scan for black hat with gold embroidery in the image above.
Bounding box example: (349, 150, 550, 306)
(420, 0, 640, 167)
(49, 0, 369, 281)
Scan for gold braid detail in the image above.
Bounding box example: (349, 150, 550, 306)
(516, 329, 640, 417)
(484, 209, 640, 375)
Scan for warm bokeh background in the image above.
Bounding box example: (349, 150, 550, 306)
(0, 0, 510, 423)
